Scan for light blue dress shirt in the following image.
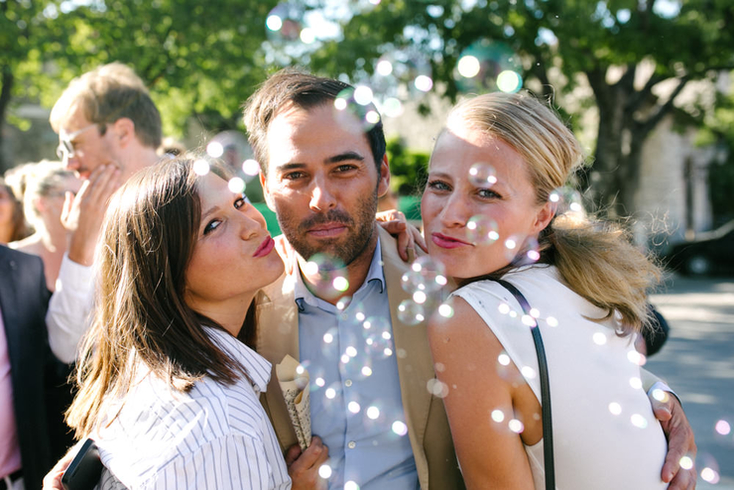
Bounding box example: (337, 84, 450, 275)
(295, 239, 419, 490)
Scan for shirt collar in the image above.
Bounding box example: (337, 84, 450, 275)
(293, 237, 385, 309)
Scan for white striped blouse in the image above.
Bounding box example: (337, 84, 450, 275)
(93, 327, 291, 490)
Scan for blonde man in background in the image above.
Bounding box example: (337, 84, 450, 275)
(47, 62, 163, 363)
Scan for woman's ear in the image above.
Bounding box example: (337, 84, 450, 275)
(532, 200, 555, 233)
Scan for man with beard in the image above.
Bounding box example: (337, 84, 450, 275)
(244, 70, 464, 490)
(244, 70, 697, 490)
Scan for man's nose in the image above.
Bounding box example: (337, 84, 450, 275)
(308, 179, 337, 212)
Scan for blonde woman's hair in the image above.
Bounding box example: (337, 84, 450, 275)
(446, 92, 660, 334)
(19, 161, 76, 227)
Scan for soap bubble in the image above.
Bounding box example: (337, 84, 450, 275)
(333, 87, 382, 133)
(401, 256, 448, 294)
(468, 162, 497, 187)
(466, 215, 500, 245)
(303, 253, 348, 299)
(266, 3, 304, 43)
(397, 299, 426, 325)
(549, 186, 584, 217)
(455, 39, 523, 94)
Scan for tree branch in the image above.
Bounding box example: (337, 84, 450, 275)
(640, 75, 690, 136)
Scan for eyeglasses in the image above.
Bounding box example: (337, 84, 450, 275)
(56, 123, 98, 160)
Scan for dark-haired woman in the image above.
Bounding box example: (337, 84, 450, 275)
(63, 158, 325, 489)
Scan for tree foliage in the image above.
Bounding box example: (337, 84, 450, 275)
(305, 0, 734, 218)
(1, 0, 278, 171)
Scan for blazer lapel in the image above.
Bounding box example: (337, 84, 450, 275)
(378, 227, 435, 482)
(256, 271, 300, 450)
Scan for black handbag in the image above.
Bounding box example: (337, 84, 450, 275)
(493, 279, 555, 490)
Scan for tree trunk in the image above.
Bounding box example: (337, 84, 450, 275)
(0, 66, 14, 173)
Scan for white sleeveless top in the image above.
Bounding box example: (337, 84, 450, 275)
(451, 265, 667, 489)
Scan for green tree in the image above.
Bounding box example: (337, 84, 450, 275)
(1, 0, 278, 171)
(305, 0, 734, 218)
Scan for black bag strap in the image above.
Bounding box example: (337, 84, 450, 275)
(492, 278, 555, 490)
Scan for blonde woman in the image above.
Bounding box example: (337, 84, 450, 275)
(424, 92, 692, 488)
(10, 161, 82, 290)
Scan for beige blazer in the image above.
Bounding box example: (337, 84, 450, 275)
(255, 226, 465, 490)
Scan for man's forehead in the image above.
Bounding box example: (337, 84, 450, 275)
(58, 103, 92, 135)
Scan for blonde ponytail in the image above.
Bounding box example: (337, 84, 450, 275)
(541, 214, 661, 334)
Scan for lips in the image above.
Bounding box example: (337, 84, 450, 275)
(253, 236, 275, 257)
(431, 232, 472, 249)
(307, 223, 347, 238)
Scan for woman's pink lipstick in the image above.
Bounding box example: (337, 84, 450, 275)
(432, 232, 472, 249)
(253, 236, 275, 257)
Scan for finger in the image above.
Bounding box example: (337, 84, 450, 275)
(87, 165, 120, 202)
(653, 405, 673, 423)
(99, 168, 123, 204)
(296, 438, 326, 469)
(61, 191, 75, 223)
(412, 227, 428, 253)
(397, 225, 411, 262)
(665, 463, 695, 490)
(376, 210, 402, 222)
(284, 444, 302, 467)
(379, 220, 407, 234)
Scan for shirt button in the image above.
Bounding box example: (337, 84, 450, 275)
(345, 379, 353, 387)
(348, 441, 356, 449)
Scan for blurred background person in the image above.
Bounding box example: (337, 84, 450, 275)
(0, 177, 29, 245)
(47, 62, 162, 364)
(1, 243, 73, 490)
(157, 136, 187, 159)
(10, 162, 82, 291)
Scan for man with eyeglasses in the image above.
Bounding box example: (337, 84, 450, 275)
(46, 62, 162, 364)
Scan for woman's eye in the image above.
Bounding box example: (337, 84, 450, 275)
(427, 180, 450, 191)
(234, 196, 246, 209)
(478, 188, 500, 199)
(203, 220, 221, 235)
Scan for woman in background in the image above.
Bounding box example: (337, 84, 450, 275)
(424, 92, 669, 489)
(10, 161, 82, 290)
(0, 176, 29, 244)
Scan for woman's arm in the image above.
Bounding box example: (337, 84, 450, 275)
(428, 297, 535, 490)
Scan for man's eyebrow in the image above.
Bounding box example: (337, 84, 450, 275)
(326, 151, 365, 164)
(274, 163, 307, 173)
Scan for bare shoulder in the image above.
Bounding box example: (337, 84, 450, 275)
(427, 295, 505, 367)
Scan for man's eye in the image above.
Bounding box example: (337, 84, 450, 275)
(284, 171, 306, 180)
(336, 164, 357, 172)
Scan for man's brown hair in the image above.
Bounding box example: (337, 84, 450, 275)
(243, 69, 386, 176)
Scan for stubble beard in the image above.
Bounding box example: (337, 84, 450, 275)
(277, 188, 379, 268)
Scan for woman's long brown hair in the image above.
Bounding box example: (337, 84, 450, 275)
(67, 157, 254, 438)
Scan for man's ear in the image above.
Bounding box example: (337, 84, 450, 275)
(260, 170, 276, 212)
(377, 153, 390, 198)
(111, 118, 135, 148)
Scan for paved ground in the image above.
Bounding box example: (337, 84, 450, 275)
(648, 274, 734, 488)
